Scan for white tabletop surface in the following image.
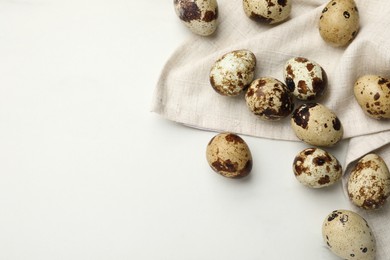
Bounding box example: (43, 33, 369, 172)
(0, 1, 352, 259)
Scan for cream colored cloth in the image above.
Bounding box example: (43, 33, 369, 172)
(152, 0, 390, 258)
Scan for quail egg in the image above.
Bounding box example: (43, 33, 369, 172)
(243, 0, 291, 24)
(245, 77, 294, 120)
(348, 153, 390, 210)
(206, 133, 253, 178)
(284, 57, 327, 100)
(322, 209, 376, 260)
(354, 75, 390, 119)
(293, 147, 342, 188)
(319, 0, 359, 47)
(174, 0, 218, 36)
(291, 103, 343, 146)
(210, 50, 256, 96)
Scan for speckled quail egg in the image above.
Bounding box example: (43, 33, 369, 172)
(245, 77, 294, 120)
(319, 0, 359, 47)
(347, 153, 390, 210)
(243, 0, 291, 24)
(174, 0, 218, 36)
(293, 147, 342, 188)
(206, 133, 252, 178)
(322, 209, 376, 260)
(209, 50, 256, 96)
(291, 103, 343, 146)
(354, 75, 390, 119)
(284, 57, 327, 100)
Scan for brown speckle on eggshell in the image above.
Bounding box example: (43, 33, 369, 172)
(210, 50, 257, 96)
(347, 153, 390, 210)
(245, 77, 294, 120)
(354, 75, 390, 119)
(174, 0, 218, 36)
(206, 133, 253, 178)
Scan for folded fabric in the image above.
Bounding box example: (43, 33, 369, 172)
(152, 0, 390, 258)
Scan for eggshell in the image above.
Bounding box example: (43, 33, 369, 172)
(322, 209, 376, 260)
(209, 50, 256, 96)
(206, 133, 252, 178)
(347, 153, 390, 210)
(174, 0, 218, 36)
(284, 57, 327, 100)
(354, 75, 390, 119)
(243, 0, 291, 24)
(245, 77, 294, 120)
(319, 0, 359, 47)
(293, 147, 342, 188)
(291, 103, 343, 146)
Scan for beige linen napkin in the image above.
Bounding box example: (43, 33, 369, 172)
(152, 0, 390, 258)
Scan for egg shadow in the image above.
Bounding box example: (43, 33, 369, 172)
(235, 170, 253, 183)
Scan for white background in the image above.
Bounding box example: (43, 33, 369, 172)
(0, 1, 351, 259)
